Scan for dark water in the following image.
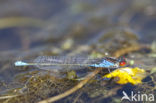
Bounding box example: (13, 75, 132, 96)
(0, 0, 155, 51)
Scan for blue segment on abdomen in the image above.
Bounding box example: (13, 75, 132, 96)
(89, 59, 114, 68)
(15, 61, 29, 66)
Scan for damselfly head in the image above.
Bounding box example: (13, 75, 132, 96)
(119, 61, 126, 66)
(118, 57, 127, 67)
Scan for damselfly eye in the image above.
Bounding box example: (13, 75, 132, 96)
(119, 61, 126, 66)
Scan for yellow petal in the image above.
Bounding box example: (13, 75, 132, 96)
(103, 67, 146, 85)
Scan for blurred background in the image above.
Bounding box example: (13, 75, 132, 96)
(0, 0, 156, 103)
(0, 0, 156, 52)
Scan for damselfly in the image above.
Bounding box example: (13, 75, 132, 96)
(14, 56, 126, 72)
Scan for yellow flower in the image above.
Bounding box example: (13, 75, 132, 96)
(103, 67, 146, 85)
